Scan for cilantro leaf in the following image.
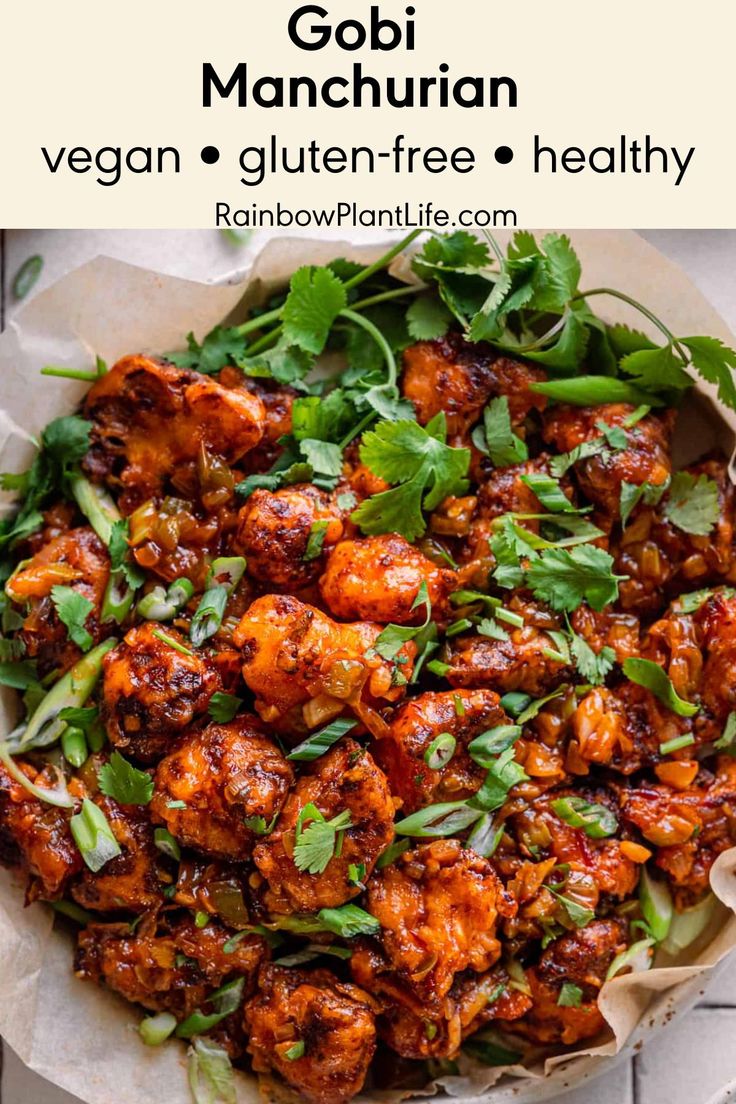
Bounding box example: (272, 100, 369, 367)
(524, 311, 590, 371)
(406, 295, 453, 341)
(622, 657, 699, 717)
(282, 266, 348, 356)
(291, 391, 357, 444)
(167, 325, 247, 375)
(526, 545, 623, 612)
(664, 471, 719, 536)
(299, 439, 343, 478)
(50, 586, 94, 650)
(304, 519, 330, 562)
(0, 415, 92, 548)
(607, 324, 657, 358)
(569, 633, 616, 685)
(240, 343, 313, 385)
(208, 692, 243, 723)
(539, 233, 582, 305)
(620, 480, 669, 528)
(352, 415, 470, 541)
(372, 581, 432, 661)
(472, 397, 528, 467)
(619, 344, 692, 393)
(550, 439, 608, 479)
(415, 231, 490, 270)
(293, 807, 353, 874)
(682, 336, 736, 412)
(98, 751, 153, 805)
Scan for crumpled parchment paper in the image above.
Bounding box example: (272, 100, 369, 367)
(1, 231, 735, 1104)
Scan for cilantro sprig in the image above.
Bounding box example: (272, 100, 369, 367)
(352, 413, 470, 541)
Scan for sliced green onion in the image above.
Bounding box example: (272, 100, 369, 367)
(520, 474, 575, 514)
(194, 910, 210, 929)
(139, 1011, 177, 1046)
(606, 938, 655, 981)
(453, 694, 466, 717)
(463, 1034, 523, 1067)
(137, 587, 173, 621)
(16, 639, 116, 753)
(376, 838, 410, 869)
(394, 801, 483, 838)
(424, 732, 456, 770)
(187, 1037, 236, 1104)
(12, 255, 43, 300)
(51, 899, 94, 924)
(450, 589, 501, 610)
(551, 796, 617, 839)
(532, 376, 661, 407)
(0, 742, 74, 808)
(190, 586, 228, 647)
(176, 978, 245, 1038)
(639, 866, 673, 942)
(154, 827, 182, 862)
(495, 607, 524, 628)
(208, 557, 246, 593)
(466, 812, 505, 858)
(623, 657, 699, 718)
(151, 629, 194, 657)
(287, 718, 357, 762)
(69, 475, 121, 546)
(659, 734, 696, 756)
(427, 659, 451, 677)
(446, 618, 473, 638)
(70, 798, 122, 872)
(274, 947, 354, 968)
(101, 573, 136, 625)
(285, 1040, 305, 1061)
(468, 726, 522, 766)
(61, 725, 88, 768)
(499, 692, 532, 717)
(714, 711, 736, 751)
(661, 893, 717, 955)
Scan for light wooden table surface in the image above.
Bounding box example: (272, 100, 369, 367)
(1, 229, 735, 1104)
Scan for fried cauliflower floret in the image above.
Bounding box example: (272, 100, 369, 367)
(570, 604, 640, 663)
(621, 758, 736, 905)
(83, 355, 265, 510)
(570, 682, 696, 774)
(445, 598, 571, 695)
(542, 404, 674, 527)
(150, 717, 293, 860)
(694, 589, 736, 728)
(71, 795, 166, 913)
(614, 456, 736, 612)
(234, 485, 344, 590)
(374, 689, 509, 814)
(514, 920, 627, 1045)
(351, 944, 530, 1059)
(7, 526, 109, 675)
(319, 534, 455, 625)
(231, 376, 296, 474)
(253, 740, 394, 913)
(245, 965, 377, 1104)
(364, 839, 516, 1009)
(510, 789, 638, 900)
(0, 761, 81, 900)
(75, 915, 267, 1016)
(101, 622, 223, 763)
(401, 335, 546, 442)
(234, 595, 415, 732)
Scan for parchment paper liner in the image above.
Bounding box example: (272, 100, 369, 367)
(0, 231, 734, 1104)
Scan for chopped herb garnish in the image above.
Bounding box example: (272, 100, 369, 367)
(424, 732, 457, 770)
(70, 798, 122, 873)
(557, 982, 583, 1007)
(98, 751, 154, 806)
(293, 804, 353, 874)
(208, 692, 243, 723)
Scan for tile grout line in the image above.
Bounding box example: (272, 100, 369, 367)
(0, 228, 6, 333)
(632, 1051, 642, 1104)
